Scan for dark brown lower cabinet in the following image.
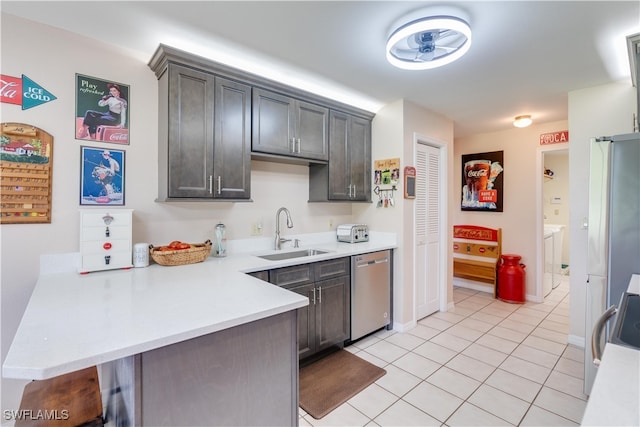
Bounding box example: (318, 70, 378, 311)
(268, 257, 350, 360)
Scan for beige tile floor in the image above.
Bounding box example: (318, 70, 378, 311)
(299, 275, 588, 426)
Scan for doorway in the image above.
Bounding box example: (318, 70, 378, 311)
(414, 134, 448, 320)
(539, 147, 570, 301)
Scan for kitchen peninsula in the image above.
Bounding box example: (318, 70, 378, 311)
(3, 232, 396, 426)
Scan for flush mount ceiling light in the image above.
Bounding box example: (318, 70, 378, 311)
(513, 115, 533, 128)
(386, 13, 472, 70)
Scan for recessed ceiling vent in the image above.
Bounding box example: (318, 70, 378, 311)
(386, 9, 472, 70)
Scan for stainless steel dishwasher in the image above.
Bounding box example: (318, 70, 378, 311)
(351, 250, 392, 341)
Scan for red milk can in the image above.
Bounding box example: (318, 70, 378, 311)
(498, 254, 526, 303)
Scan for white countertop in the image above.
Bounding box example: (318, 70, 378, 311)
(581, 274, 640, 426)
(3, 232, 396, 380)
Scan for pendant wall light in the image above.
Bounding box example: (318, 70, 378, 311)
(386, 12, 472, 70)
(513, 115, 533, 128)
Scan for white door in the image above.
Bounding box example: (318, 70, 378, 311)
(415, 142, 441, 319)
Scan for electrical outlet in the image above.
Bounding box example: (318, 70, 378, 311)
(251, 221, 263, 236)
(329, 218, 334, 229)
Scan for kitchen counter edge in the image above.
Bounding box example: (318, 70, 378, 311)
(581, 274, 640, 426)
(2, 235, 396, 380)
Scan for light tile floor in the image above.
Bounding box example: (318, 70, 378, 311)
(299, 276, 588, 426)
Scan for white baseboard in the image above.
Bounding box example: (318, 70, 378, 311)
(454, 278, 544, 304)
(568, 334, 585, 348)
(525, 293, 543, 303)
(453, 278, 493, 294)
(392, 319, 417, 333)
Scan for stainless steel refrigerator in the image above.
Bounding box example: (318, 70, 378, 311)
(584, 132, 640, 394)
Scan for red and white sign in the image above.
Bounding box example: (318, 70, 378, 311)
(0, 75, 22, 106)
(99, 127, 129, 144)
(1, 74, 56, 109)
(540, 130, 569, 145)
(478, 189, 497, 203)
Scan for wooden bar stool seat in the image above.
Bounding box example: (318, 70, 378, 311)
(16, 366, 103, 427)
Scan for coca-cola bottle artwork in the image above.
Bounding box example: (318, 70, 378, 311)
(461, 153, 503, 211)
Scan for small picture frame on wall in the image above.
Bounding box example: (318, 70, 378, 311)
(75, 74, 130, 145)
(404, 166, 416, 199)
(80, 146, 125, 206)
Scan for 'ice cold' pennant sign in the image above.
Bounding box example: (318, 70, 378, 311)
(1, 74, 57, 110)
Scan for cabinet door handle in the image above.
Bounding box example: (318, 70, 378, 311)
(208, 175, 213, 195)
(317, 286, 322, 304)
(297, 138, 301, 153)
(352, 184, 356, 198)
(290, 137, 295, 153)
(312, 287, 316, 305)
(217, 176, 221, 195)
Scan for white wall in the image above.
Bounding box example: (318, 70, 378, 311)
(0, 14, 354, 413)
(354, 100, 405, 325)
(402, 100, 455, 314)
(567, 81, 636, 345)
(543, 150, 570, 264)
(355, 100, 454, 329)
(454, 120, 569, 300)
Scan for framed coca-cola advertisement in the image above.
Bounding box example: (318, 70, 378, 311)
(461, 150, 504, 212)
(75, 74, 129, 145)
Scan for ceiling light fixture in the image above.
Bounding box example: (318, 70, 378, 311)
(513, 115, 533, 128)
(386, 14, 472, 70)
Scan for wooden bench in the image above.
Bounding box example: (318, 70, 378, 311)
(453, 225, 502, 298)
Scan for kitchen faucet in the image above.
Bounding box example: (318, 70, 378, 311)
(275, 207, 294, 250)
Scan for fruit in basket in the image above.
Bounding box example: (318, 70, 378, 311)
(156, 241, 191, 251)
(150, 240, 212, 266)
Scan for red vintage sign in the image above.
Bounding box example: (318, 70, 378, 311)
(478, 189, 497, 203)
(540, 130, 569, 145)
(0, 75, 22, 106)
(453, 225, 499, 242)
(1, 74, 56, 109)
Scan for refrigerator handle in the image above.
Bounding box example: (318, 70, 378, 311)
(591, 305, 617, 366)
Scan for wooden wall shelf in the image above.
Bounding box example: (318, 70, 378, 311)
(0, 123, 53, 224)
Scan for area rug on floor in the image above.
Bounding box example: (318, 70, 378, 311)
(299, 349, 386, 419)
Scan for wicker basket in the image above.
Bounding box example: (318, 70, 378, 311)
(149, 240, 212, 266)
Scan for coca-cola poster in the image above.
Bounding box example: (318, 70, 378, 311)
(75, 74, 130, 145)
(461, 150, 503, 212)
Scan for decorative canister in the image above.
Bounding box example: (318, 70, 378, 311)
(498, 254, 526, 303)
(133, 242, 150, 267)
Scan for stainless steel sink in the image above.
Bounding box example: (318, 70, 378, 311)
(256, 249, 329, 261)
